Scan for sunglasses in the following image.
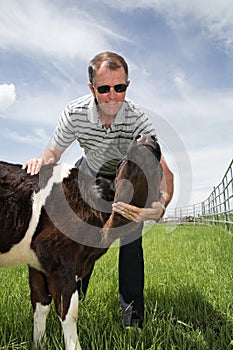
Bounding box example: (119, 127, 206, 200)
(96, 84, 128, 94)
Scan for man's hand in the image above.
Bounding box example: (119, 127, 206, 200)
(22, 147, 62, 175)
(22, 156, 54, 175)
(112, 201, 165, 222)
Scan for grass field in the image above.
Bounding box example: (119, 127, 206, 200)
(0, 224, 233, 349)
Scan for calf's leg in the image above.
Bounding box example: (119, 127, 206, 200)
(49, 273, 81, 350)
(61, 290, 81, 350)
(29, 267, 52, 347)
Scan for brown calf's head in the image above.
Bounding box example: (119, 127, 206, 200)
(101, 134, 163, 247)
(114, 134, 162, 208)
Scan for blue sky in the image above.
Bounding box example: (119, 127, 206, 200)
(0, 0, 232, 209)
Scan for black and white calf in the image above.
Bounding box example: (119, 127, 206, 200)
(0, 135, 162, 350)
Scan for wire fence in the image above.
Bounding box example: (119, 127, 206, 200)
(163, 159, 233, 233)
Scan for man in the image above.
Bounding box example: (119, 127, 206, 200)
(23, 51, 173, 330)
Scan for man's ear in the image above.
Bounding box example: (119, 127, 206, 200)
(88, 83, 96, 97)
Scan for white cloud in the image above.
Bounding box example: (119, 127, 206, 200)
(130, 62, 233, 133)
(0, 84, 16, 112)
(161, 90, 233, 139)
(165, 142, 232, 208)
(0, 127, 50, 146)
(95, 0, 233, 53)
(1, 87, 77, 126)
(162, 0, 233, 54)
(0, 1, 129, 62)
(188, 145, 233, 204)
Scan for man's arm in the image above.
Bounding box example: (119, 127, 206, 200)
(112, 155, 174, 222)
(159, 155, 174, 207)
(22, 146, 63, 175)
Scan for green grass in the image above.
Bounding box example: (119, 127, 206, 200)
(0, 225, 233, 349)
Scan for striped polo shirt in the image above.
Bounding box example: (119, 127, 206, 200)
(51, 94, 156, 175)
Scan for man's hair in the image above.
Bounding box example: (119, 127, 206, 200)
(88, 51, 129, 85)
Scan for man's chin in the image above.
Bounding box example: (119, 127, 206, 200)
(99, 105, 121, 118)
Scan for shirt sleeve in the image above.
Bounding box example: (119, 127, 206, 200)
(50, 105, 76, 151)
(132, 106, 157, 139)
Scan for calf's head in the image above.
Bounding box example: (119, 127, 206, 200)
(101, 134, 163, 246)
(114, 134, 162, 207)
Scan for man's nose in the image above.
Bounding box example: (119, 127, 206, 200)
(108, 87, 117, 98)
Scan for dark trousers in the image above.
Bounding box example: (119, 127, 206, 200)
(75, 157, 144, 327)
(119, 228, 144, 328)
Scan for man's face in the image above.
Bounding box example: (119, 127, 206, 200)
(89, 63, 130, 118)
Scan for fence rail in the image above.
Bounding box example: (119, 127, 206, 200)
(164, 159, 233, 232)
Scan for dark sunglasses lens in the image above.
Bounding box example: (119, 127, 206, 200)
(97, 85, 110, 94)
(97, 84, 127, 94)
(114, 84, 127, 92)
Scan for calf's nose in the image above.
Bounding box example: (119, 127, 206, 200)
(135, 134, 156, 146)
